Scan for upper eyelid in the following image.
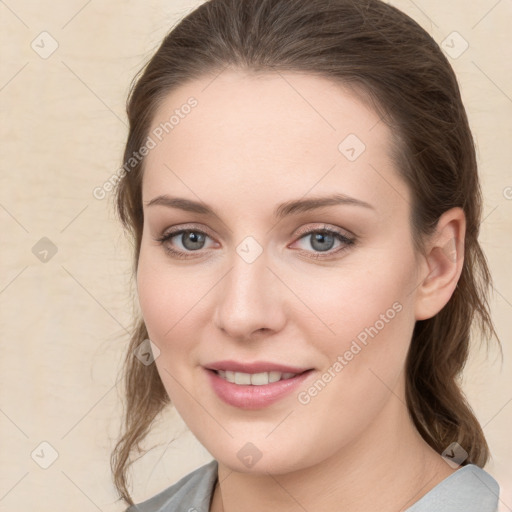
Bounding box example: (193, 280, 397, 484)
(158, 224, 355, 247)
(158, 223, 216, 241)
(159, 223, 353, 238)
(294, 223, 354, 239)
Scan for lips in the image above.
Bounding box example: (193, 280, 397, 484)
(206, 360, 311, 374)
(204, 360, 314, 409)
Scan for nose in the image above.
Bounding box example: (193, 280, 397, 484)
(213, 245, 286, 341)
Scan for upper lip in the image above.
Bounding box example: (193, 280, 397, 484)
(205, 360, 312, 374)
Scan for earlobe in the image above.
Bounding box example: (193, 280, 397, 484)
(414, 207, 466, 321)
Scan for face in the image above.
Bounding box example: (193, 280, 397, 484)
(137, 70, 424, 474)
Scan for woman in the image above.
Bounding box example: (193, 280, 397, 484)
(110, 0, 501, 510)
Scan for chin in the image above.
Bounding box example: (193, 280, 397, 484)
(204, 438, 317, 476)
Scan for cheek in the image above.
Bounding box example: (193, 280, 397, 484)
(136, 253, 196, 405)
(136, 246, 204, 343)
(136, 246, 216, 397)
(289, 281, 414, 463)
(136, 256, 168, 340)
(293, 246, 417, 405)
(289, 253, 416, 353)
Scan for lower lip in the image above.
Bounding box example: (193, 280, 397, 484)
(205, 369, 314, 409)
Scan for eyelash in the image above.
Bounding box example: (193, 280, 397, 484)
(154, 224, 356, 260)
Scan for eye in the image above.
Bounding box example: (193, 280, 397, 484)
(154, 224, 356, 260)
(155, 227, 216, 259)
(290, 225, 355, 259)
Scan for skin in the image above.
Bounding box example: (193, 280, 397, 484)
(136, 70, 466, 512)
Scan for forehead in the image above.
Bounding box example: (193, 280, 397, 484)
(142, 70, 408, 214)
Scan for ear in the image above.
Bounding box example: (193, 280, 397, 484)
(414, 207, 466, 321)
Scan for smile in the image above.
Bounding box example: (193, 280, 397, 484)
(215, 370, 299, 385)
(204, 361, 314, 409)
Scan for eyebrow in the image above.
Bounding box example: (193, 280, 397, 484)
(145, 193, 374, 220)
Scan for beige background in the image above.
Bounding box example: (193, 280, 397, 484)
(0, 0, 511, 510)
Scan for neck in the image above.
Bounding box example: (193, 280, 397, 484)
(210, 383, 455, 512)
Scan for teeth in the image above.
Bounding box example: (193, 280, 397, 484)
(268, 371, 281, 383)
(216, 370, 299, 385)
(235, 372, 251, 385)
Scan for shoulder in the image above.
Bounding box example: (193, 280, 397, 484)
(126, 459, 218, 512)
(406, 464, 500, 512)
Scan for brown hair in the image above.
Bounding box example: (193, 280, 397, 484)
(111, 0, 499, 506)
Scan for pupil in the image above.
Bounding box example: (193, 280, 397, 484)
(312, 232, 334, 252)
(183, 231, 205, 250)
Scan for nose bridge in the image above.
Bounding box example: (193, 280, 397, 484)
(213, 236, 284, 338)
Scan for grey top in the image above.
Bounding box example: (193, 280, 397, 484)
(126, 460, 500, 512)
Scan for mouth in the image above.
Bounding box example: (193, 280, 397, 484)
(203, 361, 315, 409)
(212, 369, 305, 385)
